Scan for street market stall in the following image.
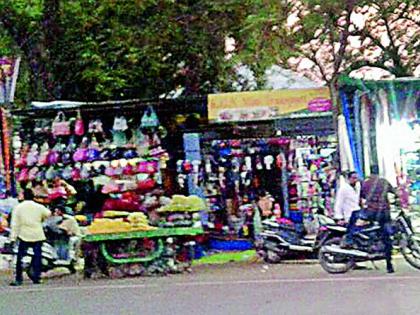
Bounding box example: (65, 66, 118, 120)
(8, 99, 208, 277)
(176, 88, 339, 250)
(338, 77, 420, 211)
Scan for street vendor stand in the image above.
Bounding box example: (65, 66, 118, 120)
(82, 227, 203, 278)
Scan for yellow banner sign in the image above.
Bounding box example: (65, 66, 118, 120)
(208, 88, 330, 122)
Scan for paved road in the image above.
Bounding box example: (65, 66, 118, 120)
(1, 259, 420, 315)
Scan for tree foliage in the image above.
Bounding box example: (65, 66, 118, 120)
(1, 0, 419, 105)
(0, 0, 251, 104)
(234, 0, 420, 86)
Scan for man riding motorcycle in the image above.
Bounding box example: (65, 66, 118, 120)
(345, 172, 398, 273)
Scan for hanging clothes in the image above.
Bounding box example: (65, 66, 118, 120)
(353, 91, 364, 177)
(376, 89, 398, 187)
(360, 95, 372, 177)
(337, 115, 355, 172)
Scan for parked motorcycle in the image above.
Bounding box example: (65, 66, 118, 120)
(318, 208, 420, 273)
(257, 214, 347, 263)
(0, 228, 80, 277)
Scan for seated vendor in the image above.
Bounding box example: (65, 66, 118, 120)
(46, 206, 80, 237)
(44, 206, 80, 260)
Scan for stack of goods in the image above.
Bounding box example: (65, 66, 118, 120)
(13, 106, 169, 215)
(87, 212, 157, 234)
(156, 195, 206, 228)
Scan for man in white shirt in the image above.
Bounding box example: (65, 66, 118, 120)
(334, 171, 361, 223)
(9, 190, 51, 286)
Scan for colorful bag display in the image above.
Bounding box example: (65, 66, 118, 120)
(52, 112, 71, 136)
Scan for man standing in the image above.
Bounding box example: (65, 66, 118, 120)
(360, 174, 397, 273)
(9, 189, 51, 286)
(334, 171, 361, 223)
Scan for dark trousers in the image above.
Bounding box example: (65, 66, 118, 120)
(15, 239, 43, 283)
(347, 209, 393, 268)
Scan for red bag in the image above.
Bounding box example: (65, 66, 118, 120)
(74, 110, 85, 136)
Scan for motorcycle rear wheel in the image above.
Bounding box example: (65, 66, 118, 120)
(401, 234, 420, 270)
(319, 237, 355, 274)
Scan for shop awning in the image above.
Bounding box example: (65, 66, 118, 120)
(207, 87, 331, 123)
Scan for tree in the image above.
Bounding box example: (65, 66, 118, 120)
(0, 0, 253, 104)
(285, 0, 420, 83)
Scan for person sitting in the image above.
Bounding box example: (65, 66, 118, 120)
(334, 171, 361, 225)
(44, 206, 80, 260)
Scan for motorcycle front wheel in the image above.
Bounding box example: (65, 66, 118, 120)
(400, 234, 420, 270)
(318, 237, 355, 274)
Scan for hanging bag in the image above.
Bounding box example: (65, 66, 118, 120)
(52, 111, 71, 137)
(74, 110, 85, 136)
(140, 106, 159, 128)
(113, 116, 128, 131)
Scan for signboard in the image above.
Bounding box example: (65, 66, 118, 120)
(208, 87, 330, 122)
(0, 57, 20, 104)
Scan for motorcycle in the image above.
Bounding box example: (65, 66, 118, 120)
(257, 213, 347, 263)
(318, 207, 420, 273)
(0, 227, 80, 277)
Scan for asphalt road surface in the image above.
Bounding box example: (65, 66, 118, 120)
(1, 259, 420, 315)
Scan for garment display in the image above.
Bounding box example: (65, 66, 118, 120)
(176, 135, 337, 239)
